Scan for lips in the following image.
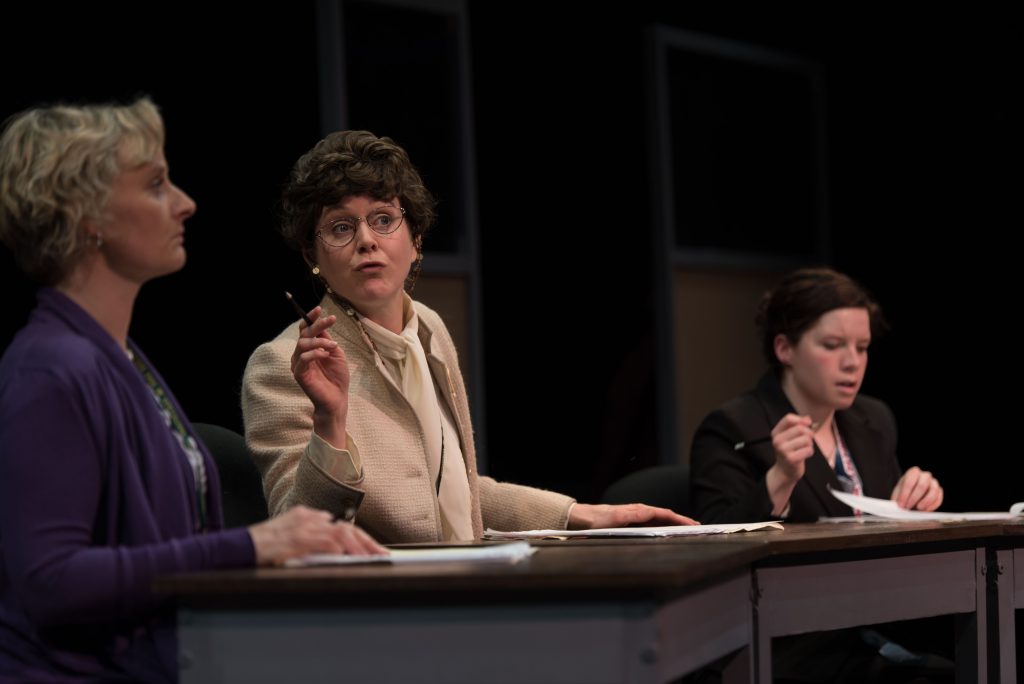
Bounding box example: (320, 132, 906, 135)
(356, 261, 385, 272)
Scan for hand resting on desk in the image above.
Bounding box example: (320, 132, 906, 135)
(567, 503, 698, 529)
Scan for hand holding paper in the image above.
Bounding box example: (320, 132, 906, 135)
(829, 488, 1020, 522)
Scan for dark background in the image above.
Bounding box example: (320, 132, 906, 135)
(2, 4, 1018, 512)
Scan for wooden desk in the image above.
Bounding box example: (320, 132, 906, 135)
(743, 522, 1003, 683)
(158, 521, 1022, 684)
(162, 542, 758, 684)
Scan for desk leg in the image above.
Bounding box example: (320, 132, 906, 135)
(996, 549, 1014, 684)
(753, 623, 770, 684)
(751, 571, 769, 684)
(955, 547, 991, 684)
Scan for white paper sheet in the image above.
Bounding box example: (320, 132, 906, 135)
(285, 541, 537, 567)
(828, 488, 1023, 521)
(483, 521, 783, 540)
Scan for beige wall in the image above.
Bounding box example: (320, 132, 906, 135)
(673, 269, 778, 462)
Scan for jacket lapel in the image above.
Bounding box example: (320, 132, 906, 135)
(417, 319, 470, 452)
(835, 407, 889, 500)
(754, 373, 852, 518)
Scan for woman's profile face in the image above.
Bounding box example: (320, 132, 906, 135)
(311, 194, 417, 318)
(95, 151, 196, 284)
(774, 307, 871, 413)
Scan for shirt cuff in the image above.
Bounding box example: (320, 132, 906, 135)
(306, 431, 363, 484)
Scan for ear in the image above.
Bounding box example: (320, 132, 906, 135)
(81, 216, 102, 235)
(301, 248, 316, 269)
(774, 333, 794, 367)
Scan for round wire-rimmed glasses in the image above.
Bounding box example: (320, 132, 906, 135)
(315, 206, 406, 247)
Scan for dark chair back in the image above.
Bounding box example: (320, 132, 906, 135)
(192, 422, 268, 528)
(600, 464, 691, 516)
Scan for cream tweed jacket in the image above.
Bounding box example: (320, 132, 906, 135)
(242, 295, 574, 542)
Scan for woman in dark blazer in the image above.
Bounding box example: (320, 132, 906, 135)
(691, 268, 943, 523)
(689, 268, 952, 683)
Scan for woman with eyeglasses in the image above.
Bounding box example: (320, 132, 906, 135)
(0, 100, 384, 683)
(690, 267, 943, 524)
(242, 130, 696, 542)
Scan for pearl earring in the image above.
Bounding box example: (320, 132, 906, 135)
(311, 265, 332, 293)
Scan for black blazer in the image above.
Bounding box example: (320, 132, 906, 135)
(690, 372, 903, 523)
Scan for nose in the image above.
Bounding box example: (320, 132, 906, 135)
(840, 344, 862, 370)
(353, 219, 379, 252)
(172, 182, 197, 220)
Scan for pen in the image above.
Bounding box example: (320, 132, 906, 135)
(734, 421, 819, 451)
(285, 291, 313, 326)
(734, 436, 770, 451)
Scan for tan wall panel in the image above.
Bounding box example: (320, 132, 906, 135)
(673, 270, 777, 462)
(413, 275, 471, 388)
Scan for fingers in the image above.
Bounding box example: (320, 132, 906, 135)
(292, 335, 339, 360)
(569, 503, 699, 529)
(773, 413, 813, 433)
(624, 504, 698, 526)
(331, 521, 389, 556)
(250, 506, 385, 565)
(892, 467, 917, 508)
(293, 337, 340, 367)
(290, 323, 348, 393)
(771, 413, 816, 476)
(298, 308, 337, 339)
(284, 506, 386, 556)
(892, 467, 943, 511)
(916, 478, 944, 511)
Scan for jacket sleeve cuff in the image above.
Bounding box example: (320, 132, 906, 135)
(307, 431, 363, 484)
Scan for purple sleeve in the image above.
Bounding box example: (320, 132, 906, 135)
(0, 369, 255, 627)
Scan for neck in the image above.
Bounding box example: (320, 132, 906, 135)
(58, 257, 140, 349)
(365, 311, 404, 334)
(339, 293, 407, 334)
(779, 372, 835, 434)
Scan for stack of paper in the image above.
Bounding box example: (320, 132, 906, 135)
(484, 521, 783, 540)
(286, 541, 537, 567)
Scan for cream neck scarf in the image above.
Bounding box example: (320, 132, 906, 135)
(360, 297, 473, 540)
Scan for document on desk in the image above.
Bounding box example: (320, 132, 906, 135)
(827, 488, 1024, 522)
(483, 521, 783, 540)
(285, 541, 537, 567)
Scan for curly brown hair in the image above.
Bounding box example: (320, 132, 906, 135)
(279, 130, 436, 255)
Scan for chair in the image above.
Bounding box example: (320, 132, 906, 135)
(600, 464, 691, 515)
(192, 422, 268, 527)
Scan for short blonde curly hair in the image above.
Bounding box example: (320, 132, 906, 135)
(0, 98, 164, 285)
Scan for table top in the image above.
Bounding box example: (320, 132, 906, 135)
(156, 520, 1024, 609)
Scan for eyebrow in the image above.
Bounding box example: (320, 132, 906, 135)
(126, 160, 167, 176)
(821, 334, 871, 342)
(320, 202, 397, 222)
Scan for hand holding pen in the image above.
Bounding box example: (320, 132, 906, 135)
(756, 413, 818, 517)
(286, 292, 350, 448)
(767, 414, 817, 482)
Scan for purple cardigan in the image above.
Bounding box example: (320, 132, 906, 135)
(0, 289, 255, 683)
